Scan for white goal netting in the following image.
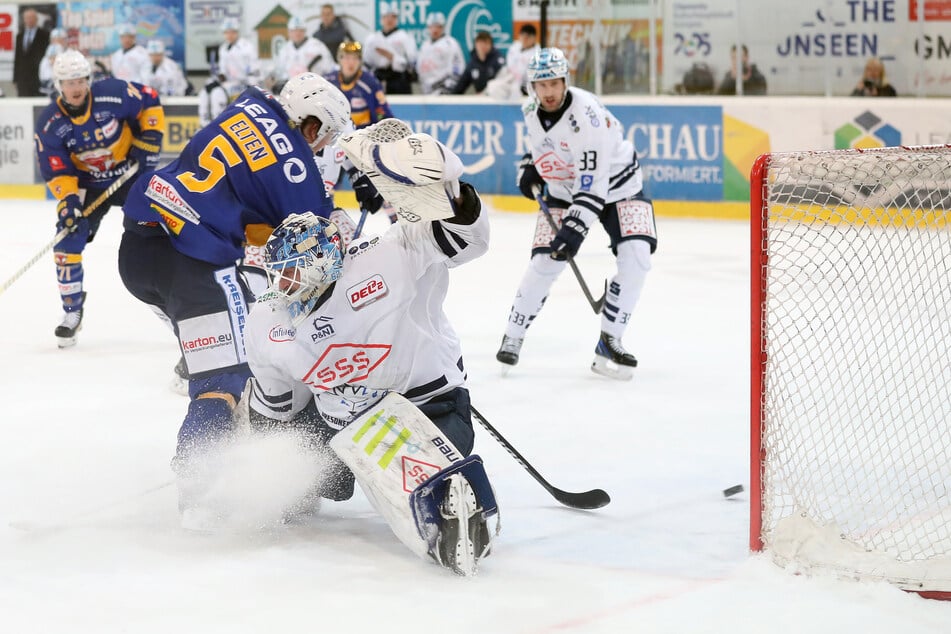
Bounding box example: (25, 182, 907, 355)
(751, 145, 951, 595)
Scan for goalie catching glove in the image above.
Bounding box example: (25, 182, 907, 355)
(56, 195, 86, 234)
(339, 121, 464, 222)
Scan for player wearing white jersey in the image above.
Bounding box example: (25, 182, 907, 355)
(496, 48, 657, 381)
(240, 125, 497, 575)
(274, 16, 334, 88)
(110, 24, 148, 84)
(415, 12, 465, 94)
(142, 40, 190, 96)
(216, 19, 260, 89)
(363, 2, 417, 95)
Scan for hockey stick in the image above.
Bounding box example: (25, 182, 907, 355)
(0, 162, 140, 298)
(469, 405, 611, 510)
(352, 207, 369, 240)
(534, 187, 606, 314)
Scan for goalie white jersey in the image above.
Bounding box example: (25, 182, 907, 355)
(524, 86, 642, 213)
(246, 210, 489, 429)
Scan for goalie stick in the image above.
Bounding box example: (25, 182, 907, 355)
(470, 405, 611, 510)
(0, 161, 140, 298)
(534, 186, 606, 315)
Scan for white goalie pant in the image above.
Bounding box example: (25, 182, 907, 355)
(601, 239, 651, 339)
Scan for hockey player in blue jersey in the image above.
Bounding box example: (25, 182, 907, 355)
(118, 73, 353, 513)
(34, 49, 164, 347)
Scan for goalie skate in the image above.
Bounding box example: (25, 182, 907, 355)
(433, 473, 491, 577)
(591, 332, 636, 381)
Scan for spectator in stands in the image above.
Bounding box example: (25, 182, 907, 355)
(326, 41, 393, 129)
(39, 43, 64, 97)
(111, 23, 148, 84)
(851, 57, 897, 97)
(452, 30, 505, 95)
(143, 40, 191, 96)
(313, 3, 352, 60)
(716, 44, 767, 95)
(14, 9, 50, 96)
(416, 12, 465, 95)
(274, 15, 335, 92)
(363, 2, 417, 95)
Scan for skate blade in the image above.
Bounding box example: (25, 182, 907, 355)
(590, 356, 634, 381)
(180, 507, 223, 533)
(441, 475, 480, 577)
(169, 375, 189, 397)
(499, 363, 513, 377)
(56, 334, 79, 349)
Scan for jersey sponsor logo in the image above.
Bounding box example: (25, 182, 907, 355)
(153, 204, 185, 234)
(302, 343, 391, 390)
(535, 151, 574, 182)
(220, 111, 278, 171)
(346, 236, 380, 256)
(145, 175, 201, 223)
(347, 274, 388, 310)
(268, 325, 296, 342)
(215, 269, 248, 361)
(48, 155, 65, 171)
(311, 315, 335, 342)
(580, 174, 594, 191)
(94, 96, 123, 104)
(77, 147, 118, 173)
(585, 105, 601, 128)
(101, 119, 119, 139)
(617, 198, 656, 239)
(402, 456, 442, 492)
(182, 332, 233, 351)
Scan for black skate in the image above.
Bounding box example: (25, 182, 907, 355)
(170, 355, 189, 396)
(55, 292, 86, 348)
(433, 473, 491, 576)
(591, 331, 637, 381)
(495, 335, 523, 375)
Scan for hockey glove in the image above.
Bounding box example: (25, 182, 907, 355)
(56, 194, 86, 234)
(129, 136, 162, 171)
(550, 214, 588, 260)
(347, 167, 385, 214)
(517, 152, 544, 200)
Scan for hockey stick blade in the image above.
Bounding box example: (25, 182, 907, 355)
(470, 406, 611, 510)
(533, 188, 606, 315)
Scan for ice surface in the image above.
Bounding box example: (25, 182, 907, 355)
(1, 201, 948, 633)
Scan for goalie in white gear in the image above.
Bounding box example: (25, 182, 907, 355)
(496, 48, 657, 380)
(242, 129, 497, 575)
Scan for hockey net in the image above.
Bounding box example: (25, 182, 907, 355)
(750, 145, 951, 598)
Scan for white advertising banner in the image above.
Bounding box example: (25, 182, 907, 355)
(0, 99, 41, 184)
(0, 3, 17, 83)
(662, 0, 951, 97)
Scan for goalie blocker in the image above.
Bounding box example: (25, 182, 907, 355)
(330, 393, 499, 576)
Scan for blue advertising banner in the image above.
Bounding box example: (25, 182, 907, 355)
(385, 0, 514, 54)
(388, 101, 724, 201)
(58, 0, 185, 66)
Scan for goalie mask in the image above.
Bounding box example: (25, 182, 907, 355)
(279, 73, 352, 153)
(264, 213, 343, 325)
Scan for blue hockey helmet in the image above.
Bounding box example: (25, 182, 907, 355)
(264, 213, 343, 324)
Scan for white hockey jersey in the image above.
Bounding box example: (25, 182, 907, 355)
(246, 209, 489, 430)
(524, 86, 642, 221)
(416, 35, 465, 94)
(142, 56, 190, 96)
(363, 29, 417, 75)
(217, 38, 260, 87)
(505, 41, 539, 96)
(110, 45, 149, 83)
(274, 37, 334, 81)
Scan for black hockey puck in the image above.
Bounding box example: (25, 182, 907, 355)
(722, 484, 744, 498)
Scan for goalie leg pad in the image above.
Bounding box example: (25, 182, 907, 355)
(328, 392, 473, 562)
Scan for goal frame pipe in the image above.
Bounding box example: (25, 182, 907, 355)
(749, 152, 770, 553)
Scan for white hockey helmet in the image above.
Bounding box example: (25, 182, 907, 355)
(527, 47, 570, 84)
(380, 2, 398, 17)
(287, 15, 306, 31)
(426, 12, 446, 27)
(146, 39, 165, 55)
(117, 23, 136, 37)
(221, 18, 240, 33)
(50, 27, 67, 40)
(53, 49, 92, 92)
(264, 213, 343, 324)
(279, 72, 352, 149)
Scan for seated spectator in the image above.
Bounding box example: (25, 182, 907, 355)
(363, 2, 417, 95)
(273, 15, 334, 92)
(716, 44, 766, 95)
(111, 23, 148, 84)
(415, 12, 465, 94)
(851, 57, 897, 97)
(452, 30, 504, 95)
(142, 40, 191, 96)
(39, 42, 64, 97)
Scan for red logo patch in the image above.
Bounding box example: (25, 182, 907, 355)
(401, 456, 442, 493)
(302, 343, 390, 390)
(347, 274, 388, 310)
(48, 155, 65, 171)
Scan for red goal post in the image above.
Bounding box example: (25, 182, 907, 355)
(750, 145, 951, 599)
